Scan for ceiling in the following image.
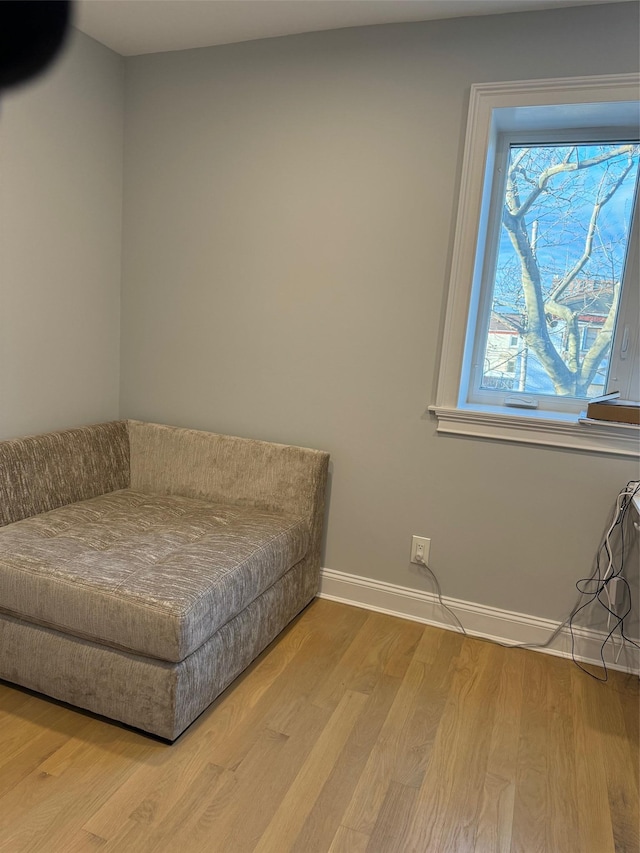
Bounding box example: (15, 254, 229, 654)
(74, 0, 632, 57)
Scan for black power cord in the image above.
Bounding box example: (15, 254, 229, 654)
(416, 480, 640, 680)
(568, 480, 640, 682)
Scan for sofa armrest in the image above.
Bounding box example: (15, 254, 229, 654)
(0, 422, 130, 527)
(128, 421, 329, 566)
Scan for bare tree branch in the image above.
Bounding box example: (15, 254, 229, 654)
(509, 144, 635, 220)
(547, 154, 634, 304)
(577, 283, 620, 396)
(500, 144, 637, 395)
(502, 209, 575, 392)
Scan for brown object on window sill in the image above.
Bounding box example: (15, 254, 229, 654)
(586, 396, 640, 425)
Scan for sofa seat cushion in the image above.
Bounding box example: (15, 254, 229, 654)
(0, 489, 309, 663)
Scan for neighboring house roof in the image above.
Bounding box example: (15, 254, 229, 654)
(489, 313, 522, 333)
(557, 278, 615, 315)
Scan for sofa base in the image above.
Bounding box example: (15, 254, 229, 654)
(0, 561, 318, 741)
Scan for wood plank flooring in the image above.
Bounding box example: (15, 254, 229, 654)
(0, 599, 637, 852)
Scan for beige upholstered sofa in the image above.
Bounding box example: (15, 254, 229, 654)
(0, 420, 329, 740)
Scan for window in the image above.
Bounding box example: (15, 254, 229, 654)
(431, 75, 640, 457)
(470, 136, 638, 410)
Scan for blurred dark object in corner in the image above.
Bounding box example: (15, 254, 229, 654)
(0, 0, 71, 90)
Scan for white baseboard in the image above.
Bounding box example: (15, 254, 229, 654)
(318, 568, 639, 676)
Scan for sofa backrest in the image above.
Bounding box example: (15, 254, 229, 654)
(128, 420, 330, 566)
(0, 421, 130, 527)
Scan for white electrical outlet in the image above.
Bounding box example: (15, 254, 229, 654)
(410, 535, 431, 565)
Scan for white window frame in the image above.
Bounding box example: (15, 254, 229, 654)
(430, 74, 640, 458)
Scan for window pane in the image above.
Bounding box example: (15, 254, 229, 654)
(480, 142, 639, 399)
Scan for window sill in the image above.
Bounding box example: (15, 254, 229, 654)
(428, 404, 639, 457)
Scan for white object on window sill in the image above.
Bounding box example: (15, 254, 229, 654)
(429, 404, 640, 457)
(578, 415, 640, 430)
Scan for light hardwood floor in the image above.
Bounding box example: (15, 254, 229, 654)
(0, 598, 638, 853)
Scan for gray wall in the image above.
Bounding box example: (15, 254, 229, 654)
(0, 30, 123, 439)
(128, 3, 635, 628)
